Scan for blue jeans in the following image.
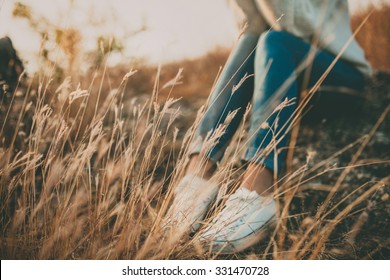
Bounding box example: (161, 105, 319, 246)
(191, 31, 365, 174)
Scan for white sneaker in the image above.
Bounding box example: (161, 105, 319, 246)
(199, 187, 276, 254)
(163, 174, 219, 233)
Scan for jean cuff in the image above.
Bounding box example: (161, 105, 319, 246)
(243, 147, 283, 175)
(188, 138, 222, 164)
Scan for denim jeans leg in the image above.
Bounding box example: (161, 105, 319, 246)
(244, 31, 365, 174)
(244, 31, 299, 173)
(191, 33, 259, 162)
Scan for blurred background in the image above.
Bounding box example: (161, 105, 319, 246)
(0, 0, 388, 74)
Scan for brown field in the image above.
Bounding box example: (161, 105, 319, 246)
(352, 4, 390, 71)
(0, 4, 389, 259)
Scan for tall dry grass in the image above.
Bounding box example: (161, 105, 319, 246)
(1, 56, 388, 259)
(0, 6, 389, 259)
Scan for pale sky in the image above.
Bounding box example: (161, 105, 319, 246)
(0, 0, 386, 72)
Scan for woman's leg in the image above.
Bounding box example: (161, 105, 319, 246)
(241, 31, 301, 195)
(242, 31, 365, 196)
(163, 34, 261, 233)
(187, 33, 259, 178)
(199, 31, 366, 253)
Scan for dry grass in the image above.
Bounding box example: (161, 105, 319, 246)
(0, 7, 389, 259)
(1, 61, 388, 260)
(351, 3, 390, 71)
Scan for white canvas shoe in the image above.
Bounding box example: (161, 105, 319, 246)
(163, 174, 219, 233)
(199, 187, 276, 254)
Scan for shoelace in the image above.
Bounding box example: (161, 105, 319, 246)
(214, 188, 273, 227)
(224, 188, 260, 208)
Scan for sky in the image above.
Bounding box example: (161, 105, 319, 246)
(0, 0, 387, 72)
